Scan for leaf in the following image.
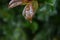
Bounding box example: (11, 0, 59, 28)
(8, 0, 23, 8)
(8, 0, 31, 8)
(32, 1, 38, 12)
(22, 3, 34, 23)
(22, 1, 38, 23)
(31, 22, 38, 33)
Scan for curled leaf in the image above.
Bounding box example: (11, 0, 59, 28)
(22, 1, 38, 23)
(8, 0, 22, 8)
(22, 3, 34, 23)
(8, 0, 31, 8)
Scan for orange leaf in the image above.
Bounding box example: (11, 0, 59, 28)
(22, 1, 38, 23)
(22, 3, 35, 23)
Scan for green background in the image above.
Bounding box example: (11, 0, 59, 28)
(0, 0, 60, 40)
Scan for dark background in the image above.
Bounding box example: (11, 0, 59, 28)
(0, 0, 60, 40)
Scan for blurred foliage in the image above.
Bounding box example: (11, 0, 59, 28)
(0, 0, 60, 40)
